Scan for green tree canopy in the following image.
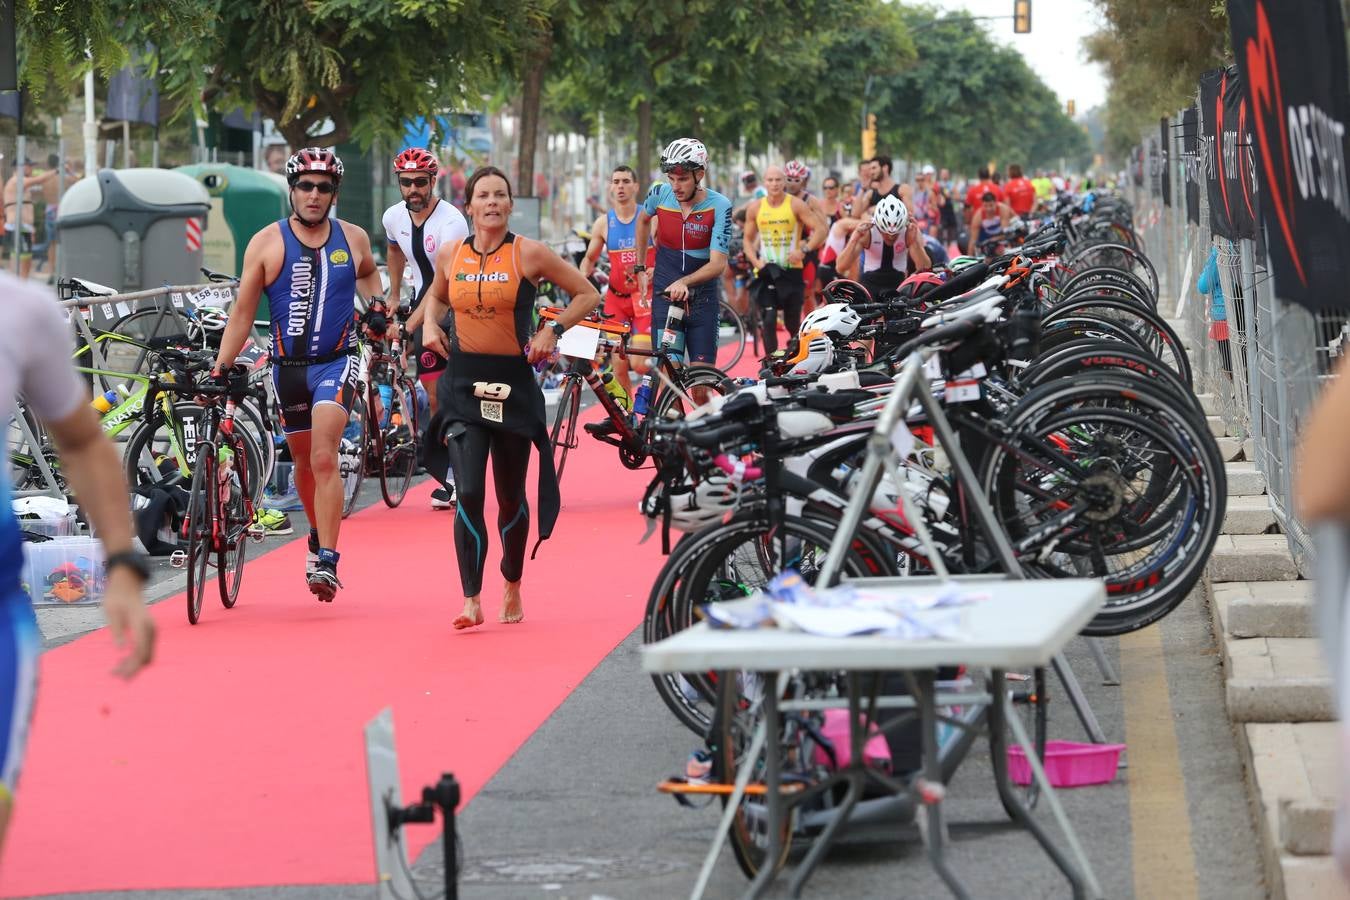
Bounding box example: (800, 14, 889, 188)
(1084, 0, 1229, 157)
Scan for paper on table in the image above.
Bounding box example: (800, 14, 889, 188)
(557, 324, 601, 360)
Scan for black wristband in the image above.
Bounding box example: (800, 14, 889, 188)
(550, 320, 566, 338)
(105, 550, 151, 582)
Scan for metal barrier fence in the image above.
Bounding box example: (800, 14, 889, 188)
(1128, 108, 1343, 577)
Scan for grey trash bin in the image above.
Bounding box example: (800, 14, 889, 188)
(57, 168, 211, 291)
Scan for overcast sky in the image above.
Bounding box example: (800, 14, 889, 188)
(928, 0, 1109, 111)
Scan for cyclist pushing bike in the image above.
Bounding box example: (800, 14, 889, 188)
(634, 138, 733, 368)
(211, 148, 386, 602)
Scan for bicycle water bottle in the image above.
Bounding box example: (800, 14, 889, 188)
(660, 302, 686, 362)
(377, 383, 393, 429)
(632, 374, 654, 416)
(599, 365, 630, 411)
(91, 389, 118, 413)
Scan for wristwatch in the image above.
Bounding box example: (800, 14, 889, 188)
(105, 550, 151, 582)
(550, 320, 566, 338)
(630, 264, 647, 273)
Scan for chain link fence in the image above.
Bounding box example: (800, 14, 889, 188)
(1132, 101, 1343, 577)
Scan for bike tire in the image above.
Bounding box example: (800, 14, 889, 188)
(1041, 295, 1193, 388)
(1063, 241, 1159, 298)
(716, 299, 748, 372)
(341, 397, 369, 518)
(548, 377, 582, 488)
(123, 402, 268, 504)
(380, 381, 418, 508)
(217, 440, 248, 610)
(185, 448, 215, 625)
(648, 363, 733, 422)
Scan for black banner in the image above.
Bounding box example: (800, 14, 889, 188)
(1146, 135, 1162, 199)
(1183, 106, 1201, 225)
(1230, 0, 1350, 310)
(1160, 117, 1172, 206)
(0, 1, 16, 94)
(1199, 66, 1260, 240)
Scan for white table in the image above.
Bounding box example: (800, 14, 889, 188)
(642, 576, 1106, 900)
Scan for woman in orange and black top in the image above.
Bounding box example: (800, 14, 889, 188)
(421, 167, 600, 630)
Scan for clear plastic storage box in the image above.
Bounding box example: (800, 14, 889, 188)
(23, 536, 105, 607)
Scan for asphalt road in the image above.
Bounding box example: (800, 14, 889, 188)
(29, 475, 1266, 899)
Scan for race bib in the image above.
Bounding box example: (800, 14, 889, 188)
(480, 400, 503, 423)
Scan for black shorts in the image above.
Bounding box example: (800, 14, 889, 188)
(752, 265, 805, 310)
(271, 357, 359, 434)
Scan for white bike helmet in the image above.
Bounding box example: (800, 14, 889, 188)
(801, 302, 861, 339)
(787, 331, 836, 377)
(194, 306, 229, 332)
(873, 195, 909, 235)
(660, 138, 708, 172)
(644, 473, 739, 532)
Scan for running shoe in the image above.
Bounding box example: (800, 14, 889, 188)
(251, 508, 294, 535)
(307, 560, 341, 602)
(685, 748, 714, 786)
(431, 486, 456, 509)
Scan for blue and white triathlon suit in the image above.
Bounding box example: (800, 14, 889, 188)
(0, 274, 86, 801)
(264, 219, 360, 435)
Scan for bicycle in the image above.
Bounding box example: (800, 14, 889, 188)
(349, 321, 421, 510)
(541, 297, 732, 485)
(165, 366, 266, 625)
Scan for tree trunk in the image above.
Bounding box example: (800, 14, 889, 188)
(516, 30, 553, 198)
(636, 97, 653, 191)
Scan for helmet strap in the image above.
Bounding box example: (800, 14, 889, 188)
(289, 190, 336, 229)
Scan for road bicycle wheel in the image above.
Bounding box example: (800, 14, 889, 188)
(979, 377, 1224, 635)
(716, 299, 748, 372)
(1057, 266, 1156, 307)
(1041, 295, 1192, 387)
(1064, 241, 1159, 298)
(123, 401, 267, 502)
(715, 670, 797, 881)
(185, 447, 216, 625)
(217, 442, 248, 609)
(548, 375, 582, 487)
(648, 363, 733, 422)
(104, 308, 190, 375)
(644, 512, 877, 735)
(341, 397, 369, 518)
(380, 381, 418, 508)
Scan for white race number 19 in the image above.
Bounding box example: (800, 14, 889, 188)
(472, 381, 512, 401)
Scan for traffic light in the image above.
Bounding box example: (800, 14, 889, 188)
(862, 113, 877, 160)
(1013, 0, 1031, 33)
(1067, 98, 1076, 117)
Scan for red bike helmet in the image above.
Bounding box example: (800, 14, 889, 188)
(783, 159, 810, 181)
(821, 278, 872, 308)
(285, 147, 344, 185)
(393, 147, 440, 177)
(895, 270, 947, 307)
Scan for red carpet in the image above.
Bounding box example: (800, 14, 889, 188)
(3, 416, 668, 894)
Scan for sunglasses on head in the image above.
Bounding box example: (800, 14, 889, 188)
(399, 176, 430, 189)
(293, 180, 336, 195)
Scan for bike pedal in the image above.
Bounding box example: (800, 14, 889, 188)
(168, 549, 187, 569)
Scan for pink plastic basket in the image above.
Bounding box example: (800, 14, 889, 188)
(1006, 740, 1126, 787)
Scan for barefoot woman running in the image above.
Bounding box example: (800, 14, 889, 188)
(420, 167, 599, 629)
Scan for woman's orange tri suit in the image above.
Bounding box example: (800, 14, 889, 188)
(441, 233, 537, 356)
(427, 231, 559, 599)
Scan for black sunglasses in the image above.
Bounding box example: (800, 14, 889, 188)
(294, 180, 336, 195)
(823, 183, 839, 190)
(399, 176, 430, 188)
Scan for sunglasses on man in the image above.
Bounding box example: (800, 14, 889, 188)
(399, 176, 431, 188)
(293, 180, 336, 195)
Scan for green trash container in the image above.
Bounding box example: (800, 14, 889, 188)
(174, 164, 289, 317)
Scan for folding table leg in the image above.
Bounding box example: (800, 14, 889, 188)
(744, 675, 784, 900)
(989, 670, 1101, 900)
(911, 671, 971, 899)
(1084, 637, 1121, 686)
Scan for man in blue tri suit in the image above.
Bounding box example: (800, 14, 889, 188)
(0, 272, 155, 857)
(633, 138, 733, 365)
(212, 148, 385, 602)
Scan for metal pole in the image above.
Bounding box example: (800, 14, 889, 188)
(121, 119, 130, 168)
(83, 66, 97, 176)
(13, 133, 23, 275)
